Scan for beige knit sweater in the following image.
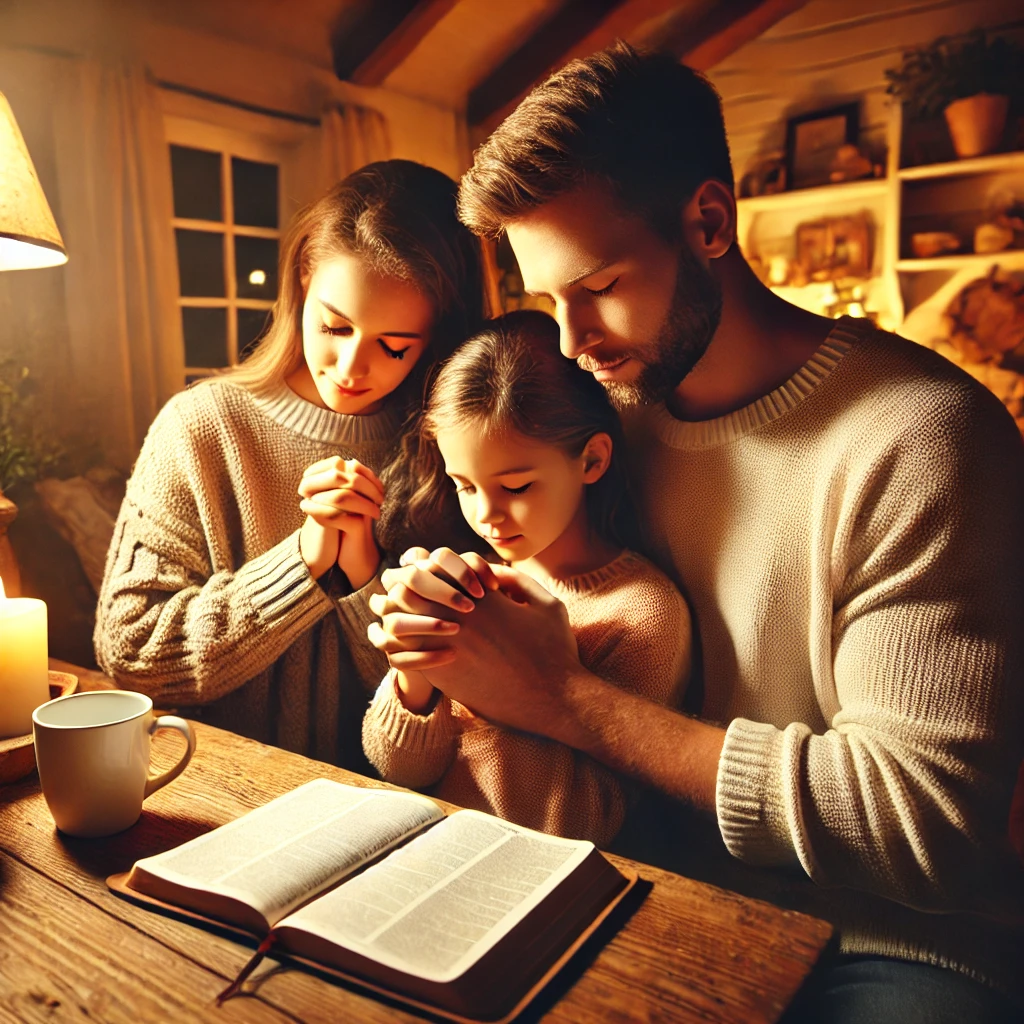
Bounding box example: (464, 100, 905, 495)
(94, 378, 389, 765)
(625, 317, 1024, 999)
(362, 550, 691, 848)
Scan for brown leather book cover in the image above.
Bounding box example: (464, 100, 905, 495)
(108, 863, 640, 1022)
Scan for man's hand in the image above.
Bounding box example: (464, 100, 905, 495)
(368, 549, 583, 736)
(366, 546, 725, 809)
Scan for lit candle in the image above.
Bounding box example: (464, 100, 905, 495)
(0, 575, 49, 738)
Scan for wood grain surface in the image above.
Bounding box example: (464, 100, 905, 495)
(0, 720, 832, 1023)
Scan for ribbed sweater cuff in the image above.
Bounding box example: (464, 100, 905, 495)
(363, 672, 457, 788)
(369, 672, 455, 748)
(234, 528, 331, 627)
(338, 568, 385, 615)
(717, 717, 806, 867)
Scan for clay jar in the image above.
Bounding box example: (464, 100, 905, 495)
(944, 94, 1009, 158)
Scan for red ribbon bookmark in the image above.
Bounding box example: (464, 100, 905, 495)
(216, 931, 277, 1005)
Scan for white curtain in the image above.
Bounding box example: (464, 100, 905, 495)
(0, 49, 183, 473)
(319, 102, 392, 190)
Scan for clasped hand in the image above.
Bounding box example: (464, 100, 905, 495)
(366, 546, 581, 732)
(298, 456, 383, 587)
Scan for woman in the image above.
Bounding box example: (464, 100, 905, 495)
(94, 160, 484, 766)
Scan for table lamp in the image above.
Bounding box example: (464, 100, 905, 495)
(0, 89, 66, 736)
(0, 90, 67, 270)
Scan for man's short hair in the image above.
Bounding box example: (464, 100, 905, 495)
(458, 41, 734, 240)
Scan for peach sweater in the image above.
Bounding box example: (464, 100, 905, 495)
(362, 550, 691, 847)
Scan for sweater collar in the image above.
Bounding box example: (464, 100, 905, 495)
(646, 316, 864, 449)
(249, 379, 404, 445)
(529, 549, 638, 596)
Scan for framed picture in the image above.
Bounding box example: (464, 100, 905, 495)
(785, 103, 859, 191)
(794, 213, 872, 283)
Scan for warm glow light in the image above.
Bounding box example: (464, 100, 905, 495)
(0, 576, 5, 600)
(0, 91, 67, 271)
(249, 269, 266, 286)
(0, 236, 67, 270)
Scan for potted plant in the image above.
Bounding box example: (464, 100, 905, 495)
(885, 29, 1024, 158)
(0, 362, 62, 595)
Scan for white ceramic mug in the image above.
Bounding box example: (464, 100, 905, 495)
(32, 690, 196, 838)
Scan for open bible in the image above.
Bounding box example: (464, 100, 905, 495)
(107, 779, 635, 1022)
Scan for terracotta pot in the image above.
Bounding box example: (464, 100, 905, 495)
(944, 94, 1009, 158)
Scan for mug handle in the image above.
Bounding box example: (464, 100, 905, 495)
(144, 715, 197, 798)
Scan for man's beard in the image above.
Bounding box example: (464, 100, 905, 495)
(600, 245, 722, 409)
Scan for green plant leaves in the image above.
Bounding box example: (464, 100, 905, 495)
(0, 361, 63, 494)
(885, 29, 1024, 121)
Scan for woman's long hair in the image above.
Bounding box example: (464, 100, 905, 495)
(378, 310, 645, 558)
(224, 159, 485, 417)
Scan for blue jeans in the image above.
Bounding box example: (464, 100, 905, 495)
(781, 956, 1019, 1024)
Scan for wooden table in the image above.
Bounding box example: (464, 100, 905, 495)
(0, 720, 832, 1023)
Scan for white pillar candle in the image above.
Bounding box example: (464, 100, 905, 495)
(0, 575, 49, 738)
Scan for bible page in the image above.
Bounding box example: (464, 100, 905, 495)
(280, 809, 595, 983)
(130, 779, 443, 925)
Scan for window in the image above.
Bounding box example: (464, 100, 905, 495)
(169, 142, 280, 377)
(162, 90, 319, 384)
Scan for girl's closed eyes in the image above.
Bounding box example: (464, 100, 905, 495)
(450, 481, 533, 496)
(439, 426, 606, 570)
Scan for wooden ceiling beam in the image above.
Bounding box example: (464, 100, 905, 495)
(468, 0, 648, 130)
(350, 0, 459, 86)
(331, 0, 457, 86)
(662, 0, 809, 70)
(468, 0, 809, 135)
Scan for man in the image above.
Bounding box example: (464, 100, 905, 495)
(367, 43, 1023, 1022)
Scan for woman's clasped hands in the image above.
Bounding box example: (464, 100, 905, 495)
(298, 456, 385, 588)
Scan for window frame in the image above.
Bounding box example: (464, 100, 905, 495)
(161, 91, 313, 376)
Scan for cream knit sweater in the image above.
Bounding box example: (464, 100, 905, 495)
(625, 317, 1024, 999)
(94, 378, 389, 764)
(362, 550, 691, 847)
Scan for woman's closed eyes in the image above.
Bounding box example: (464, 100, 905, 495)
(319, 321, 409, 359)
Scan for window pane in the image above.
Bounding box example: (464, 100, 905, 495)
(176, 229, 225, 297)
(170, 145, 222, 221)
(235, 236, 278, 299)
(182, 307, 228, 367)
(237, 308, 271, 360)
(232, 157, 278, 228)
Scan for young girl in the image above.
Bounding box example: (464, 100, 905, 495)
(362, 310, 691, 847)
(95, 160, 483, 766)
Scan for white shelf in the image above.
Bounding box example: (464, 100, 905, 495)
(895, 250, 1024, 272)
(737, 177, 888, 214)
(898, 151, 1024, 181)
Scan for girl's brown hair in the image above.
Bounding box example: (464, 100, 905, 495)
(225, 159, 484, 410)
(379, 309, 644, 557)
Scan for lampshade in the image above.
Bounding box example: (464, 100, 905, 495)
(0, 91, 67, 271)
